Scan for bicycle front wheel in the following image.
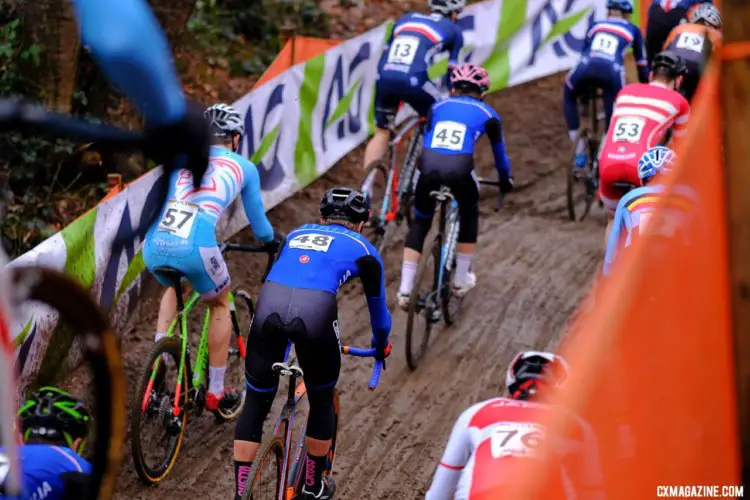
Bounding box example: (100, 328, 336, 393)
(242, 436, 285, 500)
(405, 232, 440, 371)
(566, 128, 597, 222)
(361, 160, 397, 255)
(130, 337, 188, 484)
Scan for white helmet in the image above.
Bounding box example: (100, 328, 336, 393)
(689, 3, 721, 30)
(505, 351, 571, 396)
(204, 103, 245, 137)
(428, 0, 466, 16)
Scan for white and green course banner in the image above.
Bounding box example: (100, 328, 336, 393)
(7, 0, 606, 394)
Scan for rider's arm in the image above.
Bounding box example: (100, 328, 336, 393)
(239, 157, 274, 243)
(69, 0, 185, 126)
(425, 404, 477, 500)
(632, 27, 650, 83)
(442, 27, 465, 90)
(602, 200, 632, 276)
(485, 115, 512, 181)
(564, 415, 606, 500)
(355, 250, 391, 345)
(671, 98, 690, 139)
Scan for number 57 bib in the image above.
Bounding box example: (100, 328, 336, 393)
(157, 200, 199, 239)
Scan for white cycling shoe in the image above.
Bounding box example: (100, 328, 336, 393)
(452, 272, 477, 298)
(397, 292, 410, 311)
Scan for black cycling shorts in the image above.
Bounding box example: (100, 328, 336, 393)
(245, 281, 341, 390)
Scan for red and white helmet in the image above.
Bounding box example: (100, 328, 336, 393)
(505, 351, 571, 397)
(450, 63, 491, 93)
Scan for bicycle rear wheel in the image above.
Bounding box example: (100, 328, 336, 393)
(130, 337, 189, 484)
(242, 436, 285, 500)
(405, 232, 440, 371)
(398, 130, 423, 228)
(566, 128, 597, 222)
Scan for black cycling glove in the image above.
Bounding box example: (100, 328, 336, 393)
(500, 176, 515, 194)
(143, 99, 210, 189)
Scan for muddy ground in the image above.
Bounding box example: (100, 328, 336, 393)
(107, 73, 605, 499)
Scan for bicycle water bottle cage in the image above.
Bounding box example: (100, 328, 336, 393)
(430, 186, 455, 202)
(272, 362, 304, 378)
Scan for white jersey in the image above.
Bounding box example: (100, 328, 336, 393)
(425, 397, 605, 500)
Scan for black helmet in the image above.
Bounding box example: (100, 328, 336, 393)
(652, 51, 687, 79)
(319, 187, 370, 224)
(18, 387, 90, 447)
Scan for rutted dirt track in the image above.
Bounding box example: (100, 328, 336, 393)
(113, 73, 605, 499)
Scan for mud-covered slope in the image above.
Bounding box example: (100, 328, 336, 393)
(113, 73, 605, 500)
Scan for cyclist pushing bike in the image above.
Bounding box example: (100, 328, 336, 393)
(396, 63, 513, 311)
(0, 388, 91, 500)
(361, 0, 466, 195)
(563, 0, 648, 169)
(142, 103, 282, 414)
(426, 351, 604, 499)
(232, 187, 392, 500)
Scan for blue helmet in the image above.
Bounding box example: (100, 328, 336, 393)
(607, 0, 633, 13)
(638, 146, 677, 183)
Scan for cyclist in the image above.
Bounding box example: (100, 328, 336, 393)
(143, 103, 281, 413)
(396, 63, 513, 311)
(563, 0, 648, 169)
(645, 0, 715, 65)
(662, 3, 722, 101)
(362, 0, 466, 194)
(426, 351, 604, 499)
(598, 51, 689, 244)
(0, 387, 91, 500)
(232, 187, 392, 500)
(603, 146, 677, 276)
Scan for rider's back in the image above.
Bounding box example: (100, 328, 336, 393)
(1, 444, 91, 500)
(266, 223, 382, 295)
(379, 12, 463, 80)
(583, 18, 644, 66)
(423, 96, 499, 157)
(663, 23, 722, 61)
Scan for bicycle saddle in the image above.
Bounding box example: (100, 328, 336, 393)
(153, 267, 186, 282)
(272, 362, 304, 378)
(430, 186, 455, 202)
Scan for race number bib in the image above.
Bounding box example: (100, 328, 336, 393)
(490, 422, 546, 459)
(612, 116, 646, 143)
(591, 32, 619, 57)
(430, 121, 467, 151)
(387, 35, 420, 66)
(289, 233, 334, 252)
(675, 32, 705, 52)
(157, 200, 199, 239)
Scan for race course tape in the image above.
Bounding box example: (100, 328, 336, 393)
(7, 0, 608, 395)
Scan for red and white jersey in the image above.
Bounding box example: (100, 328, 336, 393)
(601, 82, 690, 164)
(425, 397, 604, 500)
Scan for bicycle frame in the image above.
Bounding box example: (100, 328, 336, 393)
(377, 116, 424, 224)
(436, 196, 460, 299)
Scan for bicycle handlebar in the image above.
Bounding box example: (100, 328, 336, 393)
(219, 241, 276, 282)
(341, 346, 383, 391)
(477, 177, 504, 212)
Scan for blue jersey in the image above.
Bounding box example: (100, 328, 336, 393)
(652, 0, 711, 11)
(603, 185, 663, 275)
(580, 18, 649, 82)
(0, 445, 91, 500)
(147, 146, 273, 250)
(266, 224, 391, 342)
(378, 12, 464, 84)
(423, 96, 512, 181)
(70, 0, 185, 126)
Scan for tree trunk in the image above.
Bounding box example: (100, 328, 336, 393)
(22, 0, 80, 112)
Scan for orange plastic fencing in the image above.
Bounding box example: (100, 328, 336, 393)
(253, 36, 342, 89)
(503, 62, 741, 498)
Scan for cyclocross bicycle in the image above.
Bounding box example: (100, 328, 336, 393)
(242, 342, 382, 500)
(404, 178, 502, 371)
(130, 242, 274, 485)
(567, 86, 605, 222)
(361, 112, 425, 256)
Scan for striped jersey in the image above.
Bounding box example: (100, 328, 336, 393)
(601, 82, 690, 164)
(581, 18, 648, 81)
(425, 398, 603, 500)
(378, 12, 464, 80)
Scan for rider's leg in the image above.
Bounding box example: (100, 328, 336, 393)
(205, 287, 232, 399)
(453, 175, 480, 293)
(362, 83, 397, 179)
(398, 170, 436, 301)
(155, 287, 177, 339)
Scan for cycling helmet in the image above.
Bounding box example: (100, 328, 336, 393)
(319, 187, 370, 224)
(689, 3, 721, 30)
(652, 51, 687, 79)
(204, 103, 245, 138)
(506, 351, 570, 400)
(638, 146, 677, 184)
(18, 387, 90, 447)
(607, 0, 634, 14)
(450, 63, 491, 94)
(428, 0, 467, 15)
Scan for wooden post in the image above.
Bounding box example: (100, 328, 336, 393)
(720, 0, 750, 485)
